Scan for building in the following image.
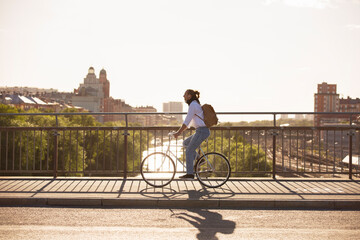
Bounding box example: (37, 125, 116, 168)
(1, 67, 163, 124)
(72, 67, 107, 114)
(314, 82, 339, 113)
(163, 101, 183, 123)
(103, 98, 133, 122)
(0, 86, 58, 94)
(314, 82, 359, 126)
(304, 114, 314, 121)
(339, 97, 360, 113)
(0, 93, 65, 112)
(0, 86, 70, 112)
(7, 95, 36, 110)
(133, 106, 157, 126)
(280, 114, 288, 120)
(295, 114, 304, 120)
(71, 67, 136, 123)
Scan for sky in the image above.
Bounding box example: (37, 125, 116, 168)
(0, 0, 359, 121)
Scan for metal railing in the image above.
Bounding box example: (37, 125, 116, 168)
(0, 112, 359, 179)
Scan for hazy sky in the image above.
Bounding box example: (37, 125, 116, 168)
(0, 0, 359, 118)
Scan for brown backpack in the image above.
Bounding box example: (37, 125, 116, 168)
(196, 104, 218, 128)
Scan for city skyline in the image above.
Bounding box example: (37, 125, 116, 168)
(1, 0, 359, 121)
(2, 69, 358, 122)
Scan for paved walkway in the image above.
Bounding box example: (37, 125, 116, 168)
(0, 177, 360, 209)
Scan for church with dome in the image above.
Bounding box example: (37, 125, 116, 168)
(1, 66, 177, 125)
(72, 67, 132, 122)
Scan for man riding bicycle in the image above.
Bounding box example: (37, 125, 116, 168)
(173, 89, 210, 179)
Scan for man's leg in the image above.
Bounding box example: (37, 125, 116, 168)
(185, 132, 204, 175)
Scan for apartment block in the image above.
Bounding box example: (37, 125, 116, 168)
(314, 82, 359, 126)
(163, 101, 183, 123)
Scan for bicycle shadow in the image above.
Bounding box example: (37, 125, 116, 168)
(171, 189, 236, 240)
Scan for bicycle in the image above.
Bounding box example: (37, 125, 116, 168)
(140, 132, 231, 188)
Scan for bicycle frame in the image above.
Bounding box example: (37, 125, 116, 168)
(162, 136, 215, 173)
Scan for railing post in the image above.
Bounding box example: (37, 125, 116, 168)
(348, 115, 353, 180)
(272, 114, 277, 179)
(123, 114, 130, 178)
(348, 130, 355, 180)
(271, 130, 278, 179)
(53, 115, 59, 179)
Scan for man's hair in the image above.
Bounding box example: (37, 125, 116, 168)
(186, 89, 200, 105)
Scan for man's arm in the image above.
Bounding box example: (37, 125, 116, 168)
(173, 124, 187, 138)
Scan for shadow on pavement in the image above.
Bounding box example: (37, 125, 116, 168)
(1, 178, 360, 199)
(170, 190, 236, 240)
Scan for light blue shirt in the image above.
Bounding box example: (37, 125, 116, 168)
(183, 101, 206, 129)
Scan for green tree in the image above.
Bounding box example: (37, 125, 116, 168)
(59, 108, 99, 127)
(0, 109, 54, 173)
(200, 131, 271, 177)
(0, 106, 92, 175)
(0, 104, 24, 126)
(86, 121, 149, 175)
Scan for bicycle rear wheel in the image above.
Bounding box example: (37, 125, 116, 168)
(140, 152, 176, 187)
(195, 152, 231, 188)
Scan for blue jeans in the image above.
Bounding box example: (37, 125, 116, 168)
(183, 127, 210, 175)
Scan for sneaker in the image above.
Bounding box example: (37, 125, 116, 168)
(179, 174, 194, 179)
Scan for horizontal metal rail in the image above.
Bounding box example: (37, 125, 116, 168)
(1, 112, 359, 179)
(1, 111, 359, 115)
(0, 126, 358, 179)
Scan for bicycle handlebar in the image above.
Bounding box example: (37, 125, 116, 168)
(168, 131, 176, 138)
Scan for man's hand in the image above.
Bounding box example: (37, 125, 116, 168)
(173, 131, 181, 139)
(172, 124, 187, 139)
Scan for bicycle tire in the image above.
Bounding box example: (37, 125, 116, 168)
(140, 152, 176, 188)
(195, 152, 231, 188)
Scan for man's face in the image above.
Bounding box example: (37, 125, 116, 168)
(183, 91, 191, 102)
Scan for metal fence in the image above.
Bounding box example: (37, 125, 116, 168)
(0, 112, 359, 179)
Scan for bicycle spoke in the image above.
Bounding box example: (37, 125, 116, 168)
(195, 152, 230, 188)
(141, 152, 175, 188)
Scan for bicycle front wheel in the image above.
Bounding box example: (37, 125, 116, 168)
(140, 152, 176, 188)
(195, 152, 231, 188)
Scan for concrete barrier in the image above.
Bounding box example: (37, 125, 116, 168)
(47, 198, 102, 207)
(1, 197, 360, 209)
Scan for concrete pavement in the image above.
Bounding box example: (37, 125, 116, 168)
(0, 177, 359, 209)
